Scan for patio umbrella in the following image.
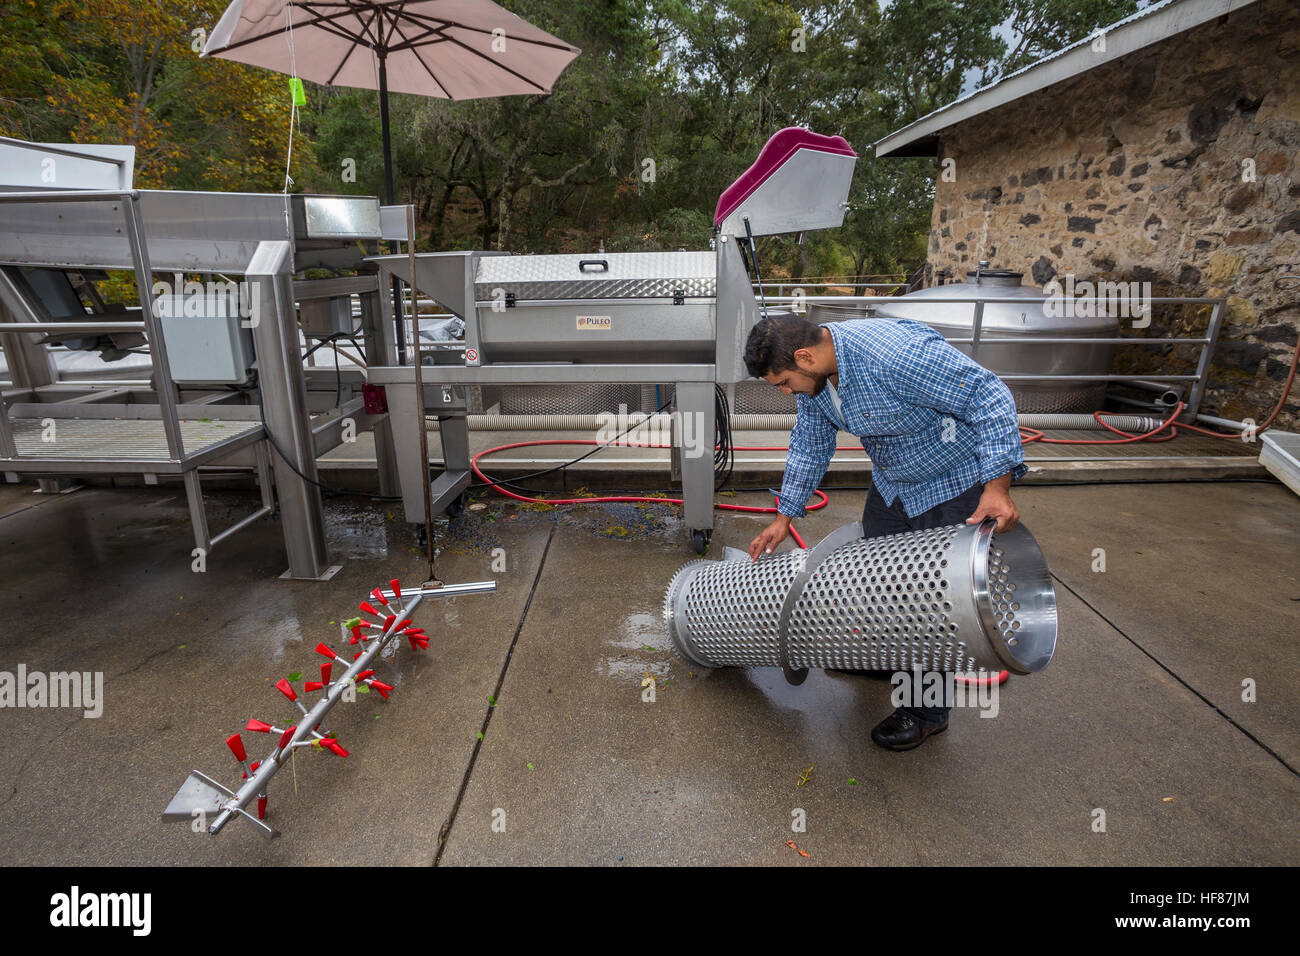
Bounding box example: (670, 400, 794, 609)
(202, 0, 580, 205)
(202, 0, 580, 359)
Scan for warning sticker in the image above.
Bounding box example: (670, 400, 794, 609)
(576, 315, 612, 331)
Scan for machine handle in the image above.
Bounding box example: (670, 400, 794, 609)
(578, 259, 609, 272)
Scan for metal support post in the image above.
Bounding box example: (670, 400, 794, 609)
(246, 240, 332, 580)
(674, 381, 716, 539)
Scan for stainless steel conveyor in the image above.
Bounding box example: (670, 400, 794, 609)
(0, 137, 406, 579)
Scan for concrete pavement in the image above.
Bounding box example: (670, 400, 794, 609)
(0, 478, 1295, 864)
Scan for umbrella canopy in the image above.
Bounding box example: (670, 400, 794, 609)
(203, 0, 580, 100)
(202, 0, 580, 361)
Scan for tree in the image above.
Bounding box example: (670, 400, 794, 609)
(0, 0, 309, 191)
(995, 0, 1140, 77)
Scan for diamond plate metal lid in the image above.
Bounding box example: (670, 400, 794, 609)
(474, 251, 716, 301)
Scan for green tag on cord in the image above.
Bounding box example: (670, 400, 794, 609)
(290, 76, 306, 106)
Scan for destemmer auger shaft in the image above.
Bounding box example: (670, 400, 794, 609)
(164, 578, 495, 838)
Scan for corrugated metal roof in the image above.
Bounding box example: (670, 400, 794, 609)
(875, 0, 1261, 157)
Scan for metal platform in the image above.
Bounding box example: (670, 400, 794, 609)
(7, 417, 262, 471)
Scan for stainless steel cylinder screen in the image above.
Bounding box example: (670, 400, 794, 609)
(664, 520, 1057, 682)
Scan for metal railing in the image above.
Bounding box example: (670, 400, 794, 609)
(761, 293, 1226, 419)
(756, 280, 909, 297)
(0, 188, 189, 462)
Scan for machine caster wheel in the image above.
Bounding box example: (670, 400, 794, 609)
(691, 530, 711, 555)
(445, 490, 469, 520)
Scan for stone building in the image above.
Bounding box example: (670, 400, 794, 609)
(875, 0, 1299, 427)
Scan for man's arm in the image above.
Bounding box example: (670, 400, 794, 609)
(964, 470, 1020, 532)
(777, 395, 839, 518)
(750, 395, 837, 559)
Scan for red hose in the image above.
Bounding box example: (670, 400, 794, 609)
(470, 330, 1299, 512)
(469, 439, 828, 516)
(1024, 329, 1299, 444)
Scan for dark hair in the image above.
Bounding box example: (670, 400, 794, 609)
(744, 313, 823, 379)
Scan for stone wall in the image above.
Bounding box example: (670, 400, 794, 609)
(928, 0, 1300, 428)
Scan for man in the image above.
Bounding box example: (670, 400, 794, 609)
(745, 312, 1026, 751)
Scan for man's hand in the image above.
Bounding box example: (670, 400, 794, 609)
(750, 514, 792, 561)
(965, 473, 1019, 533)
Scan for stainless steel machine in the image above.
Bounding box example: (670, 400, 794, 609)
(0, 137, 406, 578)
(368, 128, 858, 552)
(665, 519, 1058, 685)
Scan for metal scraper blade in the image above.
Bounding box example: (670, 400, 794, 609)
(162, 771, 234, 823)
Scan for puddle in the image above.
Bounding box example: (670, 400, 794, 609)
(562, 501, 684, 542)
(233, 614, 306, 662)
(600, 608, 674, 681)
(324, 503, 388, 559)
(603, 657, 672, 681)
(609, 611, 670, 651)
(204, 583, 313, 661)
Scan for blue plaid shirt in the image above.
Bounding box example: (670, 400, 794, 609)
(776, 319, 1026, 519)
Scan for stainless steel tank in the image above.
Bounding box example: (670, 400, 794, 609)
(664, 519, 1057, 683)
(872, 270, 1117, 413)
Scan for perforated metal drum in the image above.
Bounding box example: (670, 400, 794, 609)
(664, 520, 1057, 682)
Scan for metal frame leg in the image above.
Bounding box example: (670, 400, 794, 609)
(246, 240, 332, 580)
(1185, 297, 1225, 420)
(359, 288, 401, 497)
(675, 381, 716, 537)
(184, 469, 211, 554)
(385, 380, 428, 523)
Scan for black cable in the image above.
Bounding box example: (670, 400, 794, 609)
(474, 390, 741, 497)
(251, 370, 402, 501)
(303, 326, 365, 413)
(468, 397, 675, 492)
(713, 383, 735, 491)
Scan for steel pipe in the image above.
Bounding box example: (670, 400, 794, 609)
(664, 520, 1057, 683)
(208, 592, 428, 835)
(422, 412, 1167, 433)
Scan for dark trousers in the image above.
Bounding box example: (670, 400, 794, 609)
(861, 480, 986, 724)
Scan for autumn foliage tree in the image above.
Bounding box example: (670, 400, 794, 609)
(0, 0, 311, 190)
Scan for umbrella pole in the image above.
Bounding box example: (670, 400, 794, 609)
(378, 52, 406, 365)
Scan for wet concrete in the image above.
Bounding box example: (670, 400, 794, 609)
(0, 484, 546, 864)
(0, 478, 1295, 864)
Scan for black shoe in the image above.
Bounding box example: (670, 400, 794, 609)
(870, 710, 948, 751)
